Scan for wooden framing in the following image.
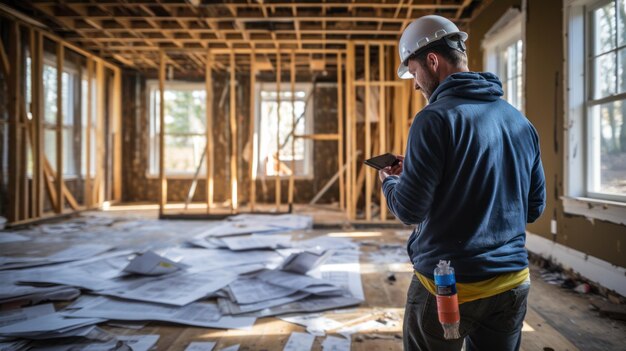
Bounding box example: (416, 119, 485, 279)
(364, 44, 372, 221)
(288, 51, 296, 211)
(248, 50, 257, 211)
(112, 68, 122, 202)
(20, 1, 479, 72)
(378, 44, 388, 221)
(158, 50, 166, 216)
(275, 51, 282, 210)
(205, 50, 214, 213)
(229, 51, 238, 212)
(344, 41, 416, 221)
(85, 57, 93, 209)
(95, 60, 106, 207)
(55, 41, 64, 213)
(345, 42, 356, 219)
(30, 29, 43, 218)
(7, 21, 21, 221)
(337, 53, 345, 210)
(0, 12, 125, 226)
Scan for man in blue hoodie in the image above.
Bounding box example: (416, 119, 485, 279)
(380, 15, 546, 351)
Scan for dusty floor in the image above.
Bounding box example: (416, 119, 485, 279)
(2, 206, 625, 350)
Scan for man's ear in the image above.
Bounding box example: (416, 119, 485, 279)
(427, 52, 439, 72)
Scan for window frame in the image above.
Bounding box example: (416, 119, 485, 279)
(42, 54, 80, 178)
(564, 0, 626, 224)
(254, 82, 314, 180)
(146, 80, 208, 178)
(482, 8, 525, 112)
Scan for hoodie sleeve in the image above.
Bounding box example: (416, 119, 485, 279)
(382, 111, 448, 225)
(527, 128, 546, 223)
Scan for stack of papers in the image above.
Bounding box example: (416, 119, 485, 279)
(0, 244, 113, 270)
(123, 250, 187, 276)
(0, 213, 367, 349)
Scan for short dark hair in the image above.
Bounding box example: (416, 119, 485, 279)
(407, 35, 467, 68)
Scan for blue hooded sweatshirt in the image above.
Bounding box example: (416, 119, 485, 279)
(382, 72, 546, 283)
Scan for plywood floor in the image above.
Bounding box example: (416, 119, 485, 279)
(3, 207, 625, 351)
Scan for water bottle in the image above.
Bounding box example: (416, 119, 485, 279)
(434, 260, 461, 339)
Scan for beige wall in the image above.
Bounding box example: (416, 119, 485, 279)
(468, 0, 626, 268)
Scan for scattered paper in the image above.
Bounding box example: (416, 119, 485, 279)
(278, 313, 343, 337)
(279, 251, 333, 274)
(66, 296, 256, 329)
(0, 244, 113, 270)
(123, 250, 186, 276)
(218, 291, 310, 315)
(228, 277, 298, 304)
(336, 320, 388, 338)
(0, 284, 80, 305)
(197, 223, 279, 238)
(118, 334, 160, 351)
(218, 345, 240, 351)
(283, 332, 315, 351)
(0, 313, 104, 338)
(0, 232, 30, 243)
(106, 321, 147, 330)
(257, 270, 344, 296)
(228, 214, 313, 231)
(321, 335, 351, 351)
(184, 341, 217, 351)
(100, 270, 236, 306)
(221, 234, 291, 251)
(248, 295, 363, 318)
(0, 303, 55, 328)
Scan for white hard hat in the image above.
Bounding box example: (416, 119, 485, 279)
(397, 15, 468, 79)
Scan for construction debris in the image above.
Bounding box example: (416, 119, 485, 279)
(0, 214, 365, 350)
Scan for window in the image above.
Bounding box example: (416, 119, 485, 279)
(255, 83, 313, 178)
(147, 81, 206, 176)
(42, 57, 78, 177)
(483, 9, 524, 111)
(565, 0, 626, 222)
(586, 0, 626, 200)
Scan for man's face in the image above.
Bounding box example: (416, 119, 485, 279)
(407, 57, 439, 100)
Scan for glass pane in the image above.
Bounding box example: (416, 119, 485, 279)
(25, 57, 32, 110)
(259, 98, 307, 177)
(44, 129, 56, 172)
(593, 1, 617, 55)
(589, 101, 626, 196)
(163, 89, 206, 134)
(593, 52, 616, 99)
(619, 48, 626, 94)
(164, 134, 206, 174)
(619, 0, 626, 46)
(43, 64, 57, 125)
(62, 72, 73, 125)
(63, 128, 76, 176)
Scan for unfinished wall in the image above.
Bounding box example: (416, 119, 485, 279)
(469, 0, 626, 268)
(121, 72, 341, 206)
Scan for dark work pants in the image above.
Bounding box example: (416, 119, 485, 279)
(403, 275, 530, 351)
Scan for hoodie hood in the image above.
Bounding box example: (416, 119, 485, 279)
(429, 72, 503, 104)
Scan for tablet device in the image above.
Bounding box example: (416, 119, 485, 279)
(364, 153, 400, 170)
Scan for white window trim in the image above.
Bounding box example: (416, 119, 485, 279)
(42, 55, 80, 178)
(254, 82, 314, 180)
(482, 7, 525, 112)
(145, 80, 207, 178)
(563, 0, 626, 224)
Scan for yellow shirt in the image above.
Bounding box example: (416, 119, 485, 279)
(415, 268, 530, 304)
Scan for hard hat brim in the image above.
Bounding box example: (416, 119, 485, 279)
(397, 64, 414, 79)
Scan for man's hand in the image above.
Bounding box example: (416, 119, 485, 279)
(378, 155, 404, 182)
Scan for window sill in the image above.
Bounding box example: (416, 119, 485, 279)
(561, 196, 626, 225)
